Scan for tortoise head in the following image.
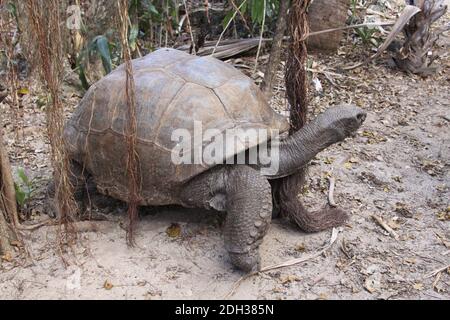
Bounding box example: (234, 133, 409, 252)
(316, 104, 367, 141)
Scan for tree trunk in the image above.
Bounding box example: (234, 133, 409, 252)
(307, 0, 350, 52)
(0, 128, 18, 255)
(285, 0, 311, 132)
(260, 0, 290, 99)
(395, 0, 448, 76)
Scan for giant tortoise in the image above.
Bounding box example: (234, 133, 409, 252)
(62, 48, 366, 271)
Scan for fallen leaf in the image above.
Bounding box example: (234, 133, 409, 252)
(295, 243, 306, 252)
(323, 157, 335, 164)
(317, 293, 328, 300)
(280, 275, 301, 284)
(1, 252, 13, 262)
(413, 283, 424, 290)
(437, 211, 450, 221)
(10, 240, 22, 247)
(364, 278, 376, 293)
(344, 162, 352, 169)
(166, 223, 181, 238)
(387, 219, 401, 230)
(104, 280, 114, 290)
(17, 88, 30, 95)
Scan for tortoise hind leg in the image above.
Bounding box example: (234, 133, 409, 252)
(180, 165, 272, 272)
(46, 160, 87, 218)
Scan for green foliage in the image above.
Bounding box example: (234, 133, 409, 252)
(349, 0, 380, 47)
(14, 168, 36, 208)
(6, 2, 20, 33)
(76, 35, 114, 90)
(355, 26, 379, 47)
(91, 35, 113, 74)
(222, 0, 280, 30)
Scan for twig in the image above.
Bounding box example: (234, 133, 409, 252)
(254, 0, 266, 72)
(182, 0, 196, 54)
(308, 22, 395, 37)
(328, 177, 337, 207)
(371, 215, 399, 240)
(230, 0, 250, 32)
(432, 271, 441, 290)
(225, 228, 341, 299)
(212, 0, 248, 55)
(424, 263, 450, 279)
(17, 219, 56, 231)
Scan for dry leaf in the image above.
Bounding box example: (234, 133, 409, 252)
(103, 280, 114, 290)
(323, 157, 335, 164)
(295, 243, 306, 252)
(387, 219, 401, 230)
(364, 278, 376, 293)
(17, 88, 30, 95)
(166, 223, 181, 238)
(280, 275, 301, 284)
(1, 252, 12, 262)
(317, 293, 328, 300)
(413, 283, 424, 290)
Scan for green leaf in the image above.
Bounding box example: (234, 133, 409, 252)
(92, 36, 113, 74)
(14, 183, 26, 207)
(17, 168, 30, 186)
(129, 24, 139, 52)
(251, 0, 264, 24)
(222, 11, 234, 29)
(77, 62, 90, 90)
(6, 2, 20, 32)
(148, 3, 159, 15)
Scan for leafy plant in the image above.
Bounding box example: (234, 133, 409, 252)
(76, 35, 114, 90)
(14, 168, 36, 208)
(355, 26, 379, 47)
(222, 0, 280, 31)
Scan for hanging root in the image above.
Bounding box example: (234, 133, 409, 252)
(118, 0, 140, 246)
(25, 1, 78, 247)
(272, 170, 348, 232)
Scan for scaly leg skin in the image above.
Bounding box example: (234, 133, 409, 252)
(181, 165, 272, 272)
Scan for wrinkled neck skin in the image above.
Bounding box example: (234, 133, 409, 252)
(265, 113, 346, 179)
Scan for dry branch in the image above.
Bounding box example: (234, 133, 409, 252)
(0, 128, 18, 255)
(328, 177, 337, 207)
(178, 37, 265, 59)
(260, 0, 289, 98)
(211, 0, 248, 56)
(253, 0, 267, 72)
(372, 215, 399, 240)
(424, 263, 450, 279)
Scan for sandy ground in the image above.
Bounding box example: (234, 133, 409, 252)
(0, 12, 449, 300)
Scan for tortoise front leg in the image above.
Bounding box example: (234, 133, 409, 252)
(181, 165, 272, 272)
(223, 166, 272, 272)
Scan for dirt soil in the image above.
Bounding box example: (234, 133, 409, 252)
(1, 14, 449, 300)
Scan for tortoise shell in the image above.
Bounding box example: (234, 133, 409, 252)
(64, 48, 289, 205)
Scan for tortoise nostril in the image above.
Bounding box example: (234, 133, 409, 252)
(356, 112, 366, 123)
